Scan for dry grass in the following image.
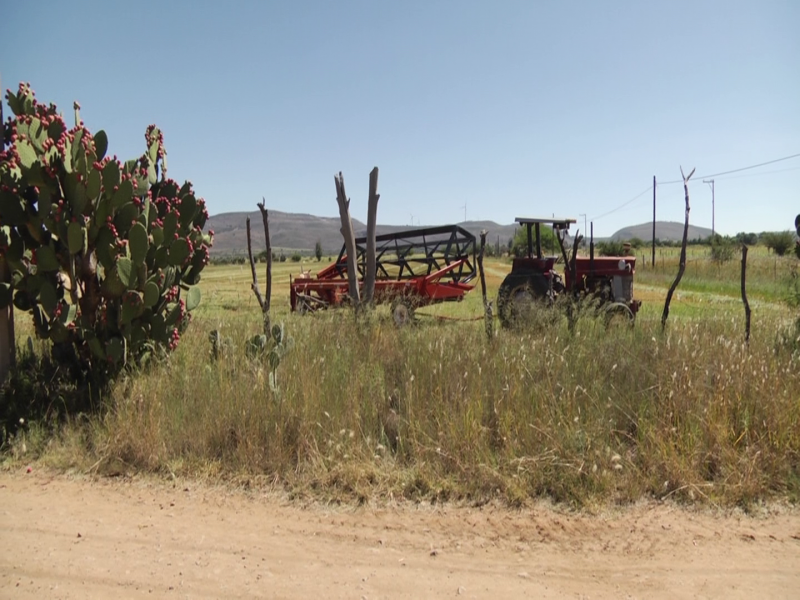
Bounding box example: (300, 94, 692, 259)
(6, 252, 800, 509)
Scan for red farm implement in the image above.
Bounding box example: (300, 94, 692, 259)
(497, 217, 641, 328)
(290, 225, 477, 324)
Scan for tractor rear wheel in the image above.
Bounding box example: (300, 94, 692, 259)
(497, 273, 551, 329)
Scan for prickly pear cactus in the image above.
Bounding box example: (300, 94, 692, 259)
(0, 83, 213, 377)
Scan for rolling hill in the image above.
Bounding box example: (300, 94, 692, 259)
(609, 221, 713, 242)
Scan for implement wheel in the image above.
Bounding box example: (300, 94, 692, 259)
(391, 297, 416, 327)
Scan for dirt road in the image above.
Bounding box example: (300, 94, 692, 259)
(1, 470, 798, 599)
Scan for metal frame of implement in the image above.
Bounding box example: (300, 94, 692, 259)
(290, 224, 477, 312)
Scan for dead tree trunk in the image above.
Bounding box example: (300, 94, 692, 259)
(477, 230, 492, 340)
(334, 172, 361, 308)
(741, 245, 751, 343)
(246, 200, 273, 335)
(661, 167, 694, 331)
(363, 167, 380, 306)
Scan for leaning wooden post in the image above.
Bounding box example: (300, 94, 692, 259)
(477, 230, 492, 340)
(246, 201, 272, 335)
(661, 167, 694, 331)
(0, 74, 14, 384)
(258, 199, 272, 328)
(363, 167, 380, 306)
(741, 245, 751, 343)
(334, 172, 361, 308)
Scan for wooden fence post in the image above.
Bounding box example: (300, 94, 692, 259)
(477, 230, 492, 340)
(363, 167, 380, 306)
(741, 245, 751, 343)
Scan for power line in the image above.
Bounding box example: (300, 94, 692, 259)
(589, 186, 651, 221)
(697, 165, 800, 182)
(658, 152, 800, 184)
(583, 151, 798, 225)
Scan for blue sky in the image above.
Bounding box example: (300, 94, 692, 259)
(2, 1, 798, 237)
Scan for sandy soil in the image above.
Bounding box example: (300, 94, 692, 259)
(1, 470, 798, 599)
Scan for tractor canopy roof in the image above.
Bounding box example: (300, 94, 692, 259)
(514, 217, 576, 230)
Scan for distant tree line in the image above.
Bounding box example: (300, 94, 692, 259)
(211, 249, 309, 265)
(212, 231, 797, 266)
(598, 231, 797, 261)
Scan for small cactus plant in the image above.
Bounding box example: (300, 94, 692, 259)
(0, 83, 213, 379)
(246, 322, 293, 396)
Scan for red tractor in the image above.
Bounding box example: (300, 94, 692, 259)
(497, 217, 641, 328)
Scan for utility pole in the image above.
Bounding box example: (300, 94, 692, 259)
(461, 204, 467, 223)
(652, 176, 656, 267)
(703, 179, 715, 237)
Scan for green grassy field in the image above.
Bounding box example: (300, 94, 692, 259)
(633, 244, 797, 303)
(7, 245, 800, 509)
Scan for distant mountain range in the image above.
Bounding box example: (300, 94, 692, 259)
(206, 210, 519, 256)
(609, 221, 713, 242)
(205, 211, 712, 256)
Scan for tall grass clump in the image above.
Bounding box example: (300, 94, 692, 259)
(92, 308, 799, 508)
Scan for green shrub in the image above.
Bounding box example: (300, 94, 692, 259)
(595, 240, 627, 256)
(762, 231, 794, 256)
(709, 234, 735, 263)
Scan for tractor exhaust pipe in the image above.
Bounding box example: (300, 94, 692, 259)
(590, 222, 595, 274)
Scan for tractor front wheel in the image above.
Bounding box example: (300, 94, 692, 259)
(604, 302, 635, 329)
